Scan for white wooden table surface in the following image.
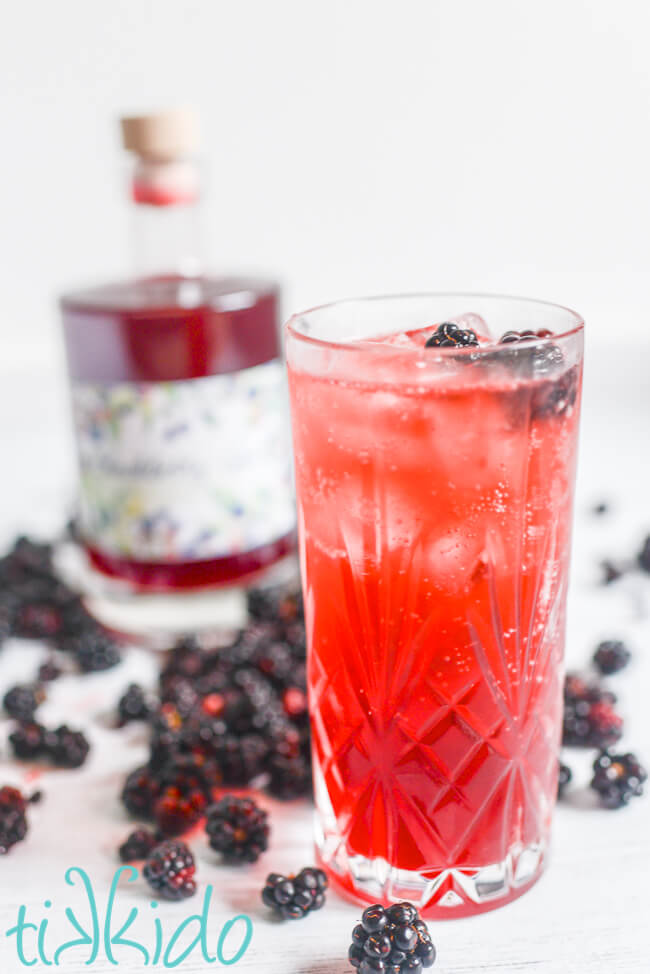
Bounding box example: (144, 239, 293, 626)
(0, 342, 649, 973)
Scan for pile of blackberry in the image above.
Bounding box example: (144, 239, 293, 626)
(0, 535, 122, 673)
(560, 633, 646, 808)
(119, 584, 312, 835)
(348, 903, 436, 973)
(261, 867, 328, 919)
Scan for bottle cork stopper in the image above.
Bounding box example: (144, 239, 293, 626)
(120, 109, 200, 161)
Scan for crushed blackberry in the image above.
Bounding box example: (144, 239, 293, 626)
(558, 761, 572, 798)
(206, 795, 269, 863)
(9, 722, 47, 760)
(68, 628, 122, 672)
(38, 656, 63, 682)
(593, 640, 631, 676)
(638, 536, 650, 573)
(143, 839, 196, 900)
(0, 786, 29, 855)
(3, 683, 45, 723)
(118, 828, 158, 862)
(45, 725, 90, 768)
(154, 786, 206, 837)
(268, 752, 312, 800)
(121, 765, 161, 820)
(601, 559, 624, 585)
(425, 321, 478, 349)
(117, 684, 154, 725)
(348, 902, 436, 971)
(590, 751, 647, 809)
(261, 867, 328, 919)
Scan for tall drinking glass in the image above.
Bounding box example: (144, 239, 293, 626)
(285, 294, 583, 917)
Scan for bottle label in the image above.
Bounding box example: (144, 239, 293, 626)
(71, 360, 295, 562)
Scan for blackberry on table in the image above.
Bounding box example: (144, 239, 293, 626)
(45, 725, 90, 768)
(14, 602, 65, 640)
(38, 657, 63, 682)
(0, 786, 29, 855)
(349, 902, 436, 972)
(121, 765, 161, 820)
(558, 761, 572, 798)
(247, 585, 304, 624)
(562, 673, 623, 749)
(9, 722, 47, 760)
(593, 640, 631, 676)
(118, 684, 154, 725)
(261, 867, 328, 919)
(206, 795, 269, 864)
(143, 839, 196, 900)
(68, 628, 122, 672)
(118, 828, 158, 862)
(3, 683, 45, 723)
(590, 751, 647, 809)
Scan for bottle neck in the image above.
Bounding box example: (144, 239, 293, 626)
(128, 158, 204, 278)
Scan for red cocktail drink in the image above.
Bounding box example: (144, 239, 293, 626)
(286, 295, 583, 917)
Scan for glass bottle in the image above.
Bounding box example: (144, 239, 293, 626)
(59, 110, 296, 634)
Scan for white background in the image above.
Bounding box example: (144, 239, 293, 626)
(1, 2, 650, 972)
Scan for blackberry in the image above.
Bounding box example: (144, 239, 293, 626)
(593, 640, 631, 676)
(118, 684, 154, 725)
(143, 839, 197, 900)
(638, 536, 650, 573)
(248, 585, 304, 624)
(0, 786, 28, 855)
(157, 752, 219, 801)
(148, 705, 184, 770)
(261, 867, 328, 919)
(562, 673, 622, 748)
(160, 636, 206, 682)
(38, 657, 63, 682)
(212, 733, 269, 786)
(590, 751, 647, 809)
(282, 686, 309, 722)
(558, 761, 572, 798)
(206, 795, 269, 863)
(267, 752, 312, 800)
(593, 501, 609, 515)
(159, 675, 199, 716)
(8, 536, 53, 576)
(118, 828, 158, 862)
(69, 628, 122, 672)
(45, 725, 90, 768)
(121, 765, 161, 820)
(349, 903, 436, 972)
(563, 696, 623, 749)
(154, 786, 206, 837)
(3, 683, 45, 722)
(9, 722, 47, 760)
(425, 321, 478, 349)
(14, 602, 65, 640)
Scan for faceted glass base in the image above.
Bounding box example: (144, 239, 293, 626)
(316, 832, 547, 919)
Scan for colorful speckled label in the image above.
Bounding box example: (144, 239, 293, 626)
(71, 361, 295, 562)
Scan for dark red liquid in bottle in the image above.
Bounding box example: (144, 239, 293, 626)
(61, 275, 296, 591)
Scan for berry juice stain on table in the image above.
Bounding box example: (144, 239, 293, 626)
(286, 295, 584, 917)
(59, 110, 296, 601)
